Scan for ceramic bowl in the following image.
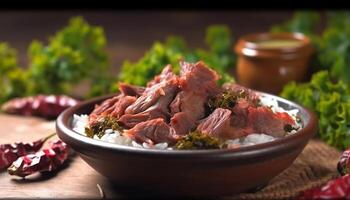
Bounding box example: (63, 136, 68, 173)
(56, 93, 317, 196)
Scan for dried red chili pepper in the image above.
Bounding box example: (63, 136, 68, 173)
(8, 140, 70, 177)
(338, 148, 350, 176)
(1, 95, 79, 119)
(298, 174, 350, 200)
(0, 133, 56, 170)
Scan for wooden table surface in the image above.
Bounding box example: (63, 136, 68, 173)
(0, 114, 140, 199)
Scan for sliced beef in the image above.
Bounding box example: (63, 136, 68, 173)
(197, 108, 232, 137)
(125, 78, 179, 115)
(222, 83, 260, 107)
(197, 108, 251, 140)
(122, 77, 179, 129)
(169, 92, 181, 114)
(231, 99, 251, 128)
(89, 94, 122, 124)
(170, 112, 196, 136)
(247, 106, 295, 137)
(89, 94, 136, 125)
(170, 93, 207, 134)
(121, 65, 180, 130)
(147, 65, 175, 88)
(179, 61, 220, 94)
(123, 118, 180, 145)
(118, 104, 170, 128)
(169, 61, 220, 135)
(197, 99, 296, 139)
(119, 83, 145, 97)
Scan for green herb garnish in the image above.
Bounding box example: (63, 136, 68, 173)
(208, 88, 256, 112)
(283, 124, 299, 133)
(208, 91, 238, 112)
(175, 131, 224, 150)
(85, 116, 123, 138)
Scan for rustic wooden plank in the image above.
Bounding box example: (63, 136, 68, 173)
(0, 114, 123, 199)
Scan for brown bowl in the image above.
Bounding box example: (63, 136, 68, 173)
(235, 32, 314, 94)
(56, 93, 317, 197)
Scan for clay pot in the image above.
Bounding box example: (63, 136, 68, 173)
(235, 32, 314, 94)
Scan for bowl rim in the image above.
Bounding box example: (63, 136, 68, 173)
(234, 32, 314, 58)
(56, 92, 318, 161)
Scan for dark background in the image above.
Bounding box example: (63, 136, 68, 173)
(0, 11, 296, 72)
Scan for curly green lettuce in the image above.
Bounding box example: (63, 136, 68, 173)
(118, 37, 186, 86)
(28, 16, 110, 96)
(270, 11, 320, 36)
(0, 43, 28, 103)
(281, 71, 350, 150)
(118, 25, 235, 87)
(271, 11, 350, 85)
(317, 12, 350, 85)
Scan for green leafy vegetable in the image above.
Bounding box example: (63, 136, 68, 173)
(270, 11, 320, 36)
(0, 43, 18, 74)
(0, 43, 28, 103)
(0, 18, 236, 105)
(118, 37, 186, 86)
(281, 71, 350, 150)
(193, 25, 236, 85)
(271, 11, 350, 85)
(0, 16, 112, 104)
(175, 131, 224, 150)
(118, 25, 235, 87)
(317, 12, 350, 85)
(28, 16, 110, 95)
(326, 11, 350, 30)
(85, 116, 123, 138)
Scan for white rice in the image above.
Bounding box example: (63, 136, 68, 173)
(72, 95, 302, 150)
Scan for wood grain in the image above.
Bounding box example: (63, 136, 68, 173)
(0, 114, 120, 199)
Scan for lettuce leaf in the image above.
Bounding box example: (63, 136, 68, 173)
(118, 25, 235, 87)
(281, 71, 350, 150)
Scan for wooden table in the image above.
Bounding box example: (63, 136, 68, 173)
(0, 114, 134, 199)
(0, 114, 340, 199)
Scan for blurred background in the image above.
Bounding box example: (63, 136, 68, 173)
(0, 11, 294, 70)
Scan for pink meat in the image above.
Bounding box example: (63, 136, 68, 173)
(169, 61, 220, 135)
(123, 118, 180, 145)
(146, 65, 176, 88)
(125, 77, 179, 115)
(222, 83, 260, 106)
(89, 94, 136, 125)
(197, 99, 296, 140)
(118, 105, 170, 128)
(197, 108, 249, 139)
(170, 93, 207, 135)
(119, 83, 145, 97)
(179, 61, 220, 94)
(247, 106, 295, 137)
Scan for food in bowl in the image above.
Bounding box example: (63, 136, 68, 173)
(72, 61, 302, 150)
